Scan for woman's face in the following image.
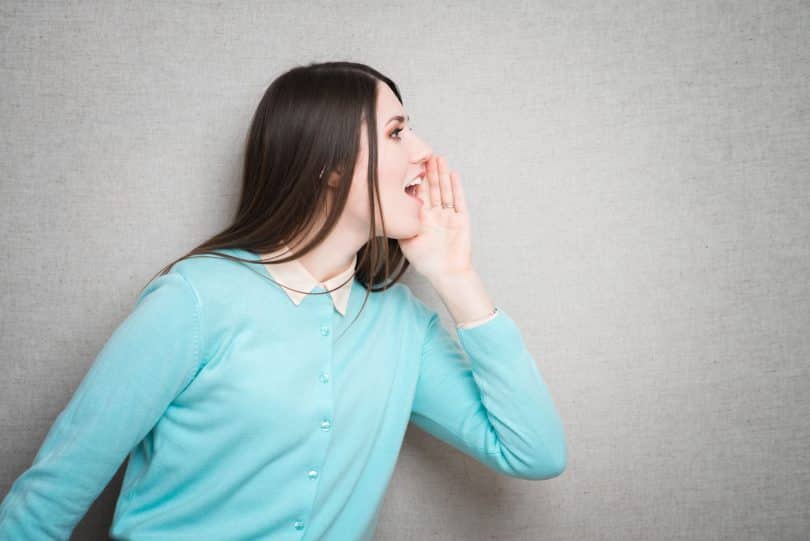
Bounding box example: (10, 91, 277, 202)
(330, 81, 433, 240)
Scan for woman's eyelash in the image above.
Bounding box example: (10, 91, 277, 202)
(390, 125, 413, 139)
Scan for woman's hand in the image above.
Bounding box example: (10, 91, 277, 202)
(397, 155, 473, 281)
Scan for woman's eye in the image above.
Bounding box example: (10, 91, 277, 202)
(390, 126, 413, 140)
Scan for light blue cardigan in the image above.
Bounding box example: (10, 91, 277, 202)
(0, 247, 567, 540)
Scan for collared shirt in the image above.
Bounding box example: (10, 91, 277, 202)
(261, 242, 498, 328)
(260, 243, 357, 317)
(0, 246, 567, 541)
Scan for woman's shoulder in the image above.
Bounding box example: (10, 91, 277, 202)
(146, 247, 267, 306)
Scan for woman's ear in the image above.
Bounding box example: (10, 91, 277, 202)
(325, 167, 345, 189)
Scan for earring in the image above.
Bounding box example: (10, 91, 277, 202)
(319, 166, 325, 179)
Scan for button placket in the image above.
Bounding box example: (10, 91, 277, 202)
(316, 285, 333, 437)
(296, 285, 333, 535)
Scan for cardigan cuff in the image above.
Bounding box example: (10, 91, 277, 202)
(455, 307, 499, 329)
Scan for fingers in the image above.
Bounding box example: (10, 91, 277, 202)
(417, 162, 430, 211)
(449, 170, 466, 214)
(437, 156, 454, 208)
(426, 155, 441, 209)
(425, 155, 461, 212)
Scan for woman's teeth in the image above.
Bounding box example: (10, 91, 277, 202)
(404, 177, 422, 191)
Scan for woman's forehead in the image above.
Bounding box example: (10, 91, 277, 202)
(376, 84, 406, 120)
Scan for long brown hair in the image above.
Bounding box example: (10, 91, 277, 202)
(142, 61, 412, 331)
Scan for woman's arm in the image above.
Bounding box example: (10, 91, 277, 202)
(399, 155, 566, 479)
(0, 271, 205, 540)
(409, 271, 567, 480)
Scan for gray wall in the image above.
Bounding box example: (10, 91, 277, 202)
(2, 1, 808, 539)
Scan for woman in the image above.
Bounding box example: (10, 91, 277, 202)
(0, 61, 567, 540)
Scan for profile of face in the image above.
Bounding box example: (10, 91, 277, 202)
(327, 81, 433, 240)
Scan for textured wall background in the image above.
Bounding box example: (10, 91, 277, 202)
(1, 1, 808, 539)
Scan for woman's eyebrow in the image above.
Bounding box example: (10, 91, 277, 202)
(385, 114, 410, 125)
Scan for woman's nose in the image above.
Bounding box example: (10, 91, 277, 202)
(413, 137, 433, 162)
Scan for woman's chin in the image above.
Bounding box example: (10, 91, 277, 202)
(381, 219, 422, 240)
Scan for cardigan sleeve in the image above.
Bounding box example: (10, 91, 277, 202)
(456, 307, 499, 329)
(0, 271, 205, 540)
(409, 307, 567, 480)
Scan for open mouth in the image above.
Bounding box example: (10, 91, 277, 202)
(404, 183, 422, 204)
(403, 174, 424, 204)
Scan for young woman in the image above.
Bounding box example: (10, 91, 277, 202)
(0, 61, 567, 540)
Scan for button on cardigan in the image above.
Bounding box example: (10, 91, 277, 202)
(0, 246, 567, 540)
